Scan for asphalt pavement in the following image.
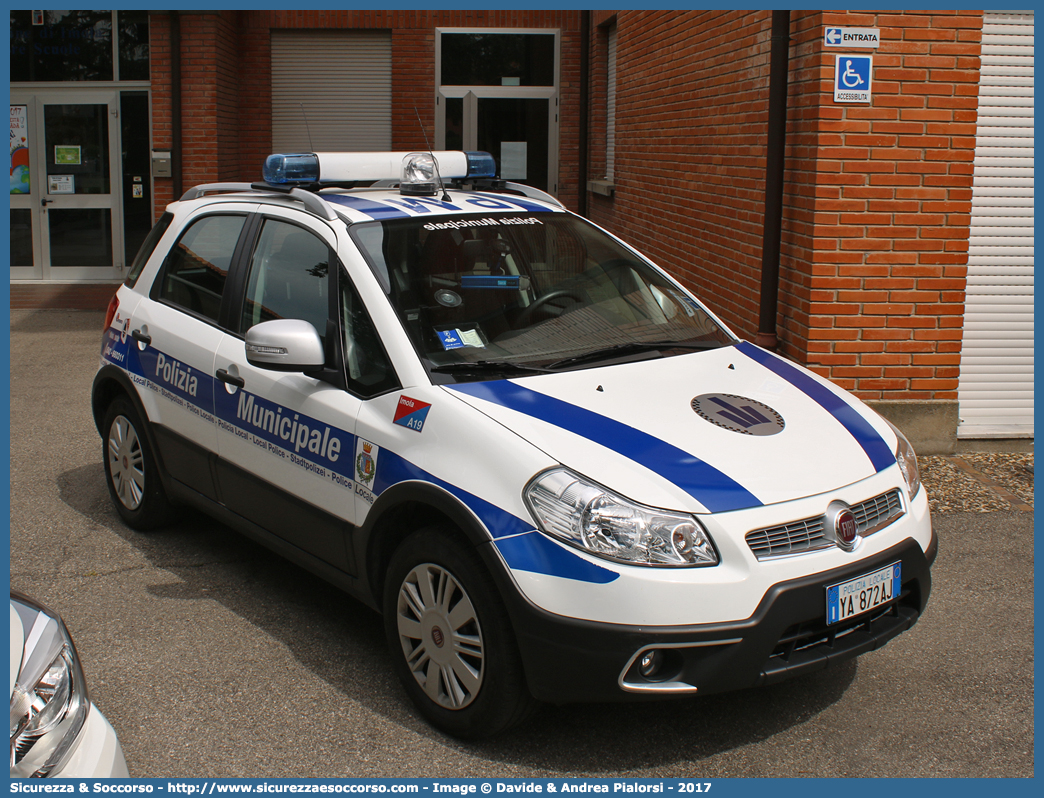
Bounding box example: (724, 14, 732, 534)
(8, 309, 1035, 778)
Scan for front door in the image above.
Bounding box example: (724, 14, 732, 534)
(10, 90, 123, 281)
(213, 209, 361, 572)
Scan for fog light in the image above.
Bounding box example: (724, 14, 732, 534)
(638, 650, 664, 679)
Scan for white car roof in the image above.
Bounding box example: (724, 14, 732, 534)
(174, 183, 564, 227)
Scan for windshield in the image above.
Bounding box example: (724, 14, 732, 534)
(351, 211, 734, 379)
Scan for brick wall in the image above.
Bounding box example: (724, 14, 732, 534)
(586, 10, 775, 347)
(782, 10, 981, 401)
(586, 9, 982, 404)
(150, 10, 582, 219)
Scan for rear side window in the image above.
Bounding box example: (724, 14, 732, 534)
(125, 212, 173, 288)
(154, 214, 246, 323)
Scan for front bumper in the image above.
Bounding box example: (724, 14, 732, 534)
(49, 705, 129, 779)
(505, 532, 935, 704)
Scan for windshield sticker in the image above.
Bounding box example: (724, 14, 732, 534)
(422, 216, 543, 231)
(436, 328, 485, 350)
(393, 395, 432, 433)
(437, 330, 465, 350)
(457, 329, 485, 347)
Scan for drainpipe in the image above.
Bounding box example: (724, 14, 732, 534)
(169, 11, 182, 199)
(578, 11, 590, 218)
(755, 10, 791, 351)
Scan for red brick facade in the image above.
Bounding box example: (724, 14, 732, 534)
(786, 10, 981, 402)
(144, 9, 982, 413)
(148, 10, 582, 212)
(585, 10, 982, 405)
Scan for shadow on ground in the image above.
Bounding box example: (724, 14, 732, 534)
(59, 461, 856, 772)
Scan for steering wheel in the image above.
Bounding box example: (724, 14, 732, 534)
(517, 289, 583, 326)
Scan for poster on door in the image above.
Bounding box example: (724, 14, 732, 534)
(10, 105, 30, 194)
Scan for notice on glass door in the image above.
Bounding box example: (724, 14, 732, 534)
(10, 104, 29, 194)
(501, 142, 527, 181)
(48, 175, 74, 194)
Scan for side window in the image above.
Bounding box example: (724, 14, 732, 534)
(125, 211, 173, 288)
(341, 271, 399, 397)
(155, 214, 245, 323)
(241, 219, 331, 346)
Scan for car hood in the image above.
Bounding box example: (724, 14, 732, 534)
(444, 341, 899, 514)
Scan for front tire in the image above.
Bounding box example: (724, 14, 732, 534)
(383, 525, 536, 738)
(102, 394, 173, 530)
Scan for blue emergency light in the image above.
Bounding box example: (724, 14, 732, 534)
(262, 150, 497, 192)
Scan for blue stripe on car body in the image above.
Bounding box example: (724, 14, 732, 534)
(447, 380, 764, 514)
(735, 341, 895, 472)
(104, 329, 615, 584)
(369, 447, 619, 583)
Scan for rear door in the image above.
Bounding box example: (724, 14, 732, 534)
(129, 206, 257, 500)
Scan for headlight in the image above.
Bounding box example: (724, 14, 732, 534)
(885, 419, 921, 499)
(524, 468, 718, 566)
(10, 593, 90, 778)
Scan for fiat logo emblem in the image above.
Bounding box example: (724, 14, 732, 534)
(836, 510, 857, 546)
(431, 626, 445, 648)
(826, 502, 859, 551)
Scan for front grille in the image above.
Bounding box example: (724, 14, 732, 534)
(746, 488, 904, 559)
(852, 488, 904, 533)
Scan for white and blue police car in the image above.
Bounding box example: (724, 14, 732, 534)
(93, 150, 935, 738)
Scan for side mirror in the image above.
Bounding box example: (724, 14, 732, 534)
(244, 319, 325, 372)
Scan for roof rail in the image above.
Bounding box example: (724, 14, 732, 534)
(180, 183, 254, 201)
(180, 182, 337, 222)
(501, 181, 564, 208)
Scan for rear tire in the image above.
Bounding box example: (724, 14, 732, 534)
(102, 394, 174, 531)
(383, 525, 537, 738)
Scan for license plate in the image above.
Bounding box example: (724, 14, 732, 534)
(826, 562, 901, 625)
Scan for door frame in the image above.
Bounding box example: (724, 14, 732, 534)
(10, 87, 125, 281)
(433, 28, 561, 195)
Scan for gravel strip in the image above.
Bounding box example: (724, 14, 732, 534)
(919, 452, 1034, 514)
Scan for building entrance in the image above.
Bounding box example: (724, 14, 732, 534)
(12, 90, 118, 280)
(435, 29, 559, 195)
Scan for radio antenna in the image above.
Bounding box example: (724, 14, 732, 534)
(415, 105, 451, 202)
(300, 103, 314, 152)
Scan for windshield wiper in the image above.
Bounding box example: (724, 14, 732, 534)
(429, 360, 555, 376)
(546, 340, 725, 370)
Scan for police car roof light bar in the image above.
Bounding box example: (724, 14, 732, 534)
(262, 151, 497, 187)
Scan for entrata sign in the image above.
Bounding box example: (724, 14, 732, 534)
(824, 27, 880, 48)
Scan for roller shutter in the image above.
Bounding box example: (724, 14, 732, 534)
(958, 11, 1034, 438)
(271, 30, 392, 152)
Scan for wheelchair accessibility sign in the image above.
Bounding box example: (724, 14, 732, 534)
(834, 54, 872, 103)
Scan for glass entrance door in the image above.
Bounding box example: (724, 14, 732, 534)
(10, 90, 122, 280)
(441, 93, 554, 193)
(436, 29, 559, 196)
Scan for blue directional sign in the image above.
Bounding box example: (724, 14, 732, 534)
(834, 54, 873, 103)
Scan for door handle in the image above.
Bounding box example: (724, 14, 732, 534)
(41, 199, 53, 207)
(216, 368, 245, 388)
(131, 329, 151, 346)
